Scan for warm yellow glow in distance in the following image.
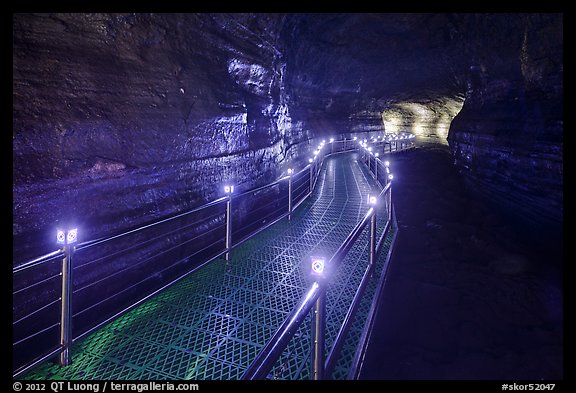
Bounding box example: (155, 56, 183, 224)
(382, 110, 403, 133)
(381, 97, 464, 144)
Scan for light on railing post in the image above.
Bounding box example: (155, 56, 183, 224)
(384, 161, 390, 184)
(57, 228, 77, 366)
(287, 168, 293, 221)
(224, 185, 234, 261)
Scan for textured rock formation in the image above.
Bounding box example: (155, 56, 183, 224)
(13, 13, 474, 261)
(382, 97, 465, 142)
(447, 14, 563, 234)
(13, 13, 294, 260)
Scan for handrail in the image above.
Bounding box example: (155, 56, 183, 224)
(13, 134, 396, 269)
(76, 196, 229, 250)
(241, 134, 411, 379)
(13, 249, 64, 274)
(241, 281, 322, 380)
(324, 216, 393, 376)
(12, 196, 230, 274)
(241, 181, 391, 380)
(13, 132, 413, 378)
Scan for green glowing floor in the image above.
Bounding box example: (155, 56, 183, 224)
(22, 152, 395, 380)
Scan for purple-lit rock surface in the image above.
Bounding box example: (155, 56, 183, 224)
(447, 14, 563, 232)
(13, 14, 293, 260)
(14, 13, 562, 260)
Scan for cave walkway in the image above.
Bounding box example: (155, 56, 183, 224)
(22, 152, 394, 380)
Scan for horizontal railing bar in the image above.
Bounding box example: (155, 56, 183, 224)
(13, 297, 62, 326)
(294, 179, 310, 195)
(13, 249, 64, 274)
(241, 196, 286, 217)
(73, 228, 226, 296)
(74, 218, 226, 272)
(234, 204, 288, 234)
(72, 246, 228, 344)
(13, 345, 63, 379)
(292, 192, 309, 212)
(13, 321, 60, 347)
(13, 272, 61, 295)
(76, 196, 228, 251)
(235, 178, 285, 198)
(290, 166, 311, 182)
(348, 209, 398, 380)
(293, 180, 309, 196)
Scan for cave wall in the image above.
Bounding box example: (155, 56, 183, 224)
(13, 13, 300, 261)
(13, 12, 563, 260)
(13, 13, 399, 261)
(447, 14, 563, 231)
(280, 13, 468, 136)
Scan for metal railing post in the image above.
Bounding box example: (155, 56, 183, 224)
(367, 154, 371, 173)
(311, 290, 326, 380)
(388, 185, 393, 223)
(374, 156, 378, 181)
(309, 161, 314, 194)
(369, 211, 377, 274)
(225, 193, 233, 261)
(57, 228, 77, 367)
(288, 169, 293, 221)
(384, 162, 390, 186)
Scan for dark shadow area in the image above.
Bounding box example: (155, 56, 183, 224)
(360, 143, 562, 380)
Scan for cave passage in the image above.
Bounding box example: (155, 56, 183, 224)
(13, 13, 562, 381)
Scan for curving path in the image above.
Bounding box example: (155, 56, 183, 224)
(22, 151, 393, 380)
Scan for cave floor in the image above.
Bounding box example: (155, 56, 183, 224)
(20, 151, 393, 380)
(358, 143, 563, 380)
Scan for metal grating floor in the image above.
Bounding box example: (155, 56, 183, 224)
(21, 152, 395, 380)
